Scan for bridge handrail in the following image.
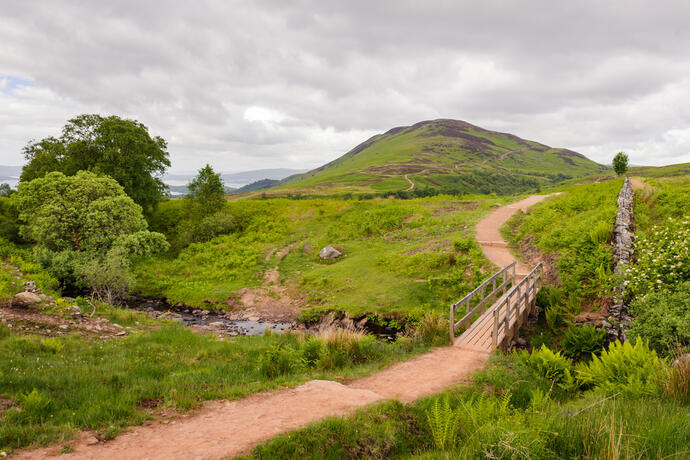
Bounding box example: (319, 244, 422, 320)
(491, 262, 542, 349)
(449, 261, 516, 341)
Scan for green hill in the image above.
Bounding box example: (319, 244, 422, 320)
(281, 119, 609, 195)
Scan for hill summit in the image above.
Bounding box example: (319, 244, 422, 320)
(282, 119, 608, 195)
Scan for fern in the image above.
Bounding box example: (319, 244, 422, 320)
(575, 340, 666, 396)
(520, 345, 578, 392)
(426, 395, 459, 450)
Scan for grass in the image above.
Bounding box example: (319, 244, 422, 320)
(135, 195, 506, 319)
(0, 319, 434, 452)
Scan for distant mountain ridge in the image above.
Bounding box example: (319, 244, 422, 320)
(279, 119, 609, 195)
(163, 168, 307, 195)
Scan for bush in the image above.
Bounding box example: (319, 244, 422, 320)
(588, 220, 612, 245)
(76, 249, 135, 304)
(518, 345, 577, 392)
(260, 343, 303, 377)
(453, 237, 474, 253)
(174, 208, 240, 247)
(628, 282, 690, 356)
(15, 389, 53, 423)
(562, 324, 607, 361)
(624, 216, 690, 296)
(575, 340, 665, 396)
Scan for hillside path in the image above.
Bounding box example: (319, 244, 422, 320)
(15, 195, 551, 460)
(403, 173, 415, 192)
(476, 194, 553, 277)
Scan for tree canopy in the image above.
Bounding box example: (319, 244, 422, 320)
(14, 171, 168, 299)
(187, 164, 226, 215)
(15, 171, 151, 253)
(613, 151, 629, 176)
(20, 114, 171, 213)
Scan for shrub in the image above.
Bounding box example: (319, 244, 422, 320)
(545, 306, 565, 332)
(518, 345, 577, 392)
(16, 389, 53, 423)
(174, 208, 240, 247)
(453, 237, 474, 253)
(76, 249, 135, 304)
(300, 336, 323, 367)
(624, 216, 690, 296)
(562, 324, 607, 361)
(628, 282, 690, 356)
(588, 220, 612, 245)
(39, 337, 64, 354)
(575, 340, 665, 396)
(260, 343, 303, 377)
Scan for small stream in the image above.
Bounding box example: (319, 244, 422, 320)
(125, 297, 293, 336)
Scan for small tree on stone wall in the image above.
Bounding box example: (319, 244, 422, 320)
(613, 152, 629, 175)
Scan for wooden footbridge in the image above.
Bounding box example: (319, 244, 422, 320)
(450, 261, 542, 350)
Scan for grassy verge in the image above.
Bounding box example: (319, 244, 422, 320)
(0, 316, 441, 453)
(243, 348, 689, 459)
(135, 195, 505, 317)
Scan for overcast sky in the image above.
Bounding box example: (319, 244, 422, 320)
(2, 1, 690, 173)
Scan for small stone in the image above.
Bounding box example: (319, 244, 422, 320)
(208, 321, 224, 328)
(318, 246, 342, 260)
(85, 436, 99, 445)
(672, 353, 690, 368)
(247, 316, 260, 322)
(59, 325, 69, 330)
(11, 291, 42, 308)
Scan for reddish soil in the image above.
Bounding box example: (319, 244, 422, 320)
(226, 243, 305, 323)
(475, 194, 555, 276)
(0, 307, 128, 339)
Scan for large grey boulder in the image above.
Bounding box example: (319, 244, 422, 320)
(319, 246, 342, 260)
(11, 291, 42, 308)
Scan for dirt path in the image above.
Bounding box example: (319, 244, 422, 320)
(403, 173, 415, 192)
(475, 194, 554, 276)
(15, 196, 551, 460)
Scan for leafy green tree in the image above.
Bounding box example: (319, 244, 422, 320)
(0, 183, 13, 197)
(186, 164, 226, 215)
(613, 152, 629, 175)
(14, 171, 168, 299)
(20, 114, 170, 213)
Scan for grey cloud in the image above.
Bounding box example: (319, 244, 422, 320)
(2, 0, 690, 170)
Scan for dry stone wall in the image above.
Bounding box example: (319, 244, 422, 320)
(607, 177, 635, 340)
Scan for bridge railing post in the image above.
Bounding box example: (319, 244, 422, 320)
(504, 294, 512, 346)
(492, 307, 499, 349)
(449, 303, 455, 343)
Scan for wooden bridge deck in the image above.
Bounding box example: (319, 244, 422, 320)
(455, 284, 537, 351)
(450, 263, 541, 351)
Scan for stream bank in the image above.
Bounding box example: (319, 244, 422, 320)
(125, 296, 293, 336)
